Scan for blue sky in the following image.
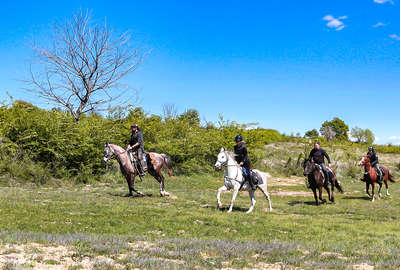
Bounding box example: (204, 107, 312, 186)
(1, 0, 400, 144)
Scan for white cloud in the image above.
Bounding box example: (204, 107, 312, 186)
(388, 136, 400, 140)
(374, 0, 394, 4)
(389, 34, 400, 40)
(373, 22, 387, 28)
(375, 137, 380, 142)
(323, 14, 347, 31)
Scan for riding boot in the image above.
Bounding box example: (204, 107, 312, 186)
(377, 171, 382, 184)
(247, 174, 256, 190)
(360, 172, 368, 182)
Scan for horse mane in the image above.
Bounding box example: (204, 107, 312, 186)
(109, 143, 127, 154)
(225, 151, 239, 165)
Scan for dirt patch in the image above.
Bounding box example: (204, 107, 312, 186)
(265, 191, 313, 197)
(353, 263, 374, 270)
(269, 176, 305, 187)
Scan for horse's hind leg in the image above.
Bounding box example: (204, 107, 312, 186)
(246, 189, 256, 214)
(384, 179, 390, 196)
(371, 183, 376, 202)
(259, 184, 272, 212)
(378, 183, 383, 198)
(158, 174, 169, 197)
(227, 187, 239, 213)
(217, 185, 228, 208)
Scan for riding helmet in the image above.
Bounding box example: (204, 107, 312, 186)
(234, 135, 243, 142)
(368, 146, 374, 151)
(131, 123, 138, 128)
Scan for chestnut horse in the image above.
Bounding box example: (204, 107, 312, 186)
(358, 155, 395, 202)
(303, 159, 343, 205)
(103, 142, 173, 197)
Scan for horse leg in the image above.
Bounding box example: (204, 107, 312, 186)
(217, 185, 228, 208)
(378, 183, 383, 198)
(125, 173, 134, 197)
(312, 187, 319, 206)
(371, 183, 375, 202)
(227, 186, 239, 213)
(384, 178, 390, 196)
(366, 183, 371, 198)
(159, 174, 170, 197)
(259, 184, 272, 212)
(246, 189, 256, 214)
(330, 180, 335, 202)
(318, 186, 326, 203)
(324, 184, 332, 202)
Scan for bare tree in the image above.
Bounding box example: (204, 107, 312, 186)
(321, 126, 336, 141)
(162, 103, 178, 119)
(27, 10, 143, 122)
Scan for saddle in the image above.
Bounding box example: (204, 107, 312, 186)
(315, 164, 334, 183)
(241, 168, 261, 186)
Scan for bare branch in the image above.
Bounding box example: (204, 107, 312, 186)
(26, 9, 144, 122)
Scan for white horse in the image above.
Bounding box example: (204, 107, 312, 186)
(214, 148, 272, 213)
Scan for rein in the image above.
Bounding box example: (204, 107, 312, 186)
(222, 151, 242, 183)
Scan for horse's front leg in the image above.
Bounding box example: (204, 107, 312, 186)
(318, 186, 326, 203)
(217, 185, 228, 208)
(125, 174, 134, 197)
(312, 187, 319, 206)
(366, 183, 371, 198)
(227, 186, 239, 213)
(246, 189, 256, 214)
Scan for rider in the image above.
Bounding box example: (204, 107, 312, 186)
(127, 123, 147, 176)
(361, 146, 381, 183)
(308, 142, 332, 184)
(234, 135, 256, 190)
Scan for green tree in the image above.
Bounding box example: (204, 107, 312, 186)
(351, 127, 374, 144)
(304, 129, 319, 138)
(320, 117, 349, 141)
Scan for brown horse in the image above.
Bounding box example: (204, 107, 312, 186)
(303, 159, 343, 205)
(358, 155, 395, 202)
(103, 143, 173, 197)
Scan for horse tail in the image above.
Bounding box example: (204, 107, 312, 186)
(161, 154, 174, 178)
(335, 179, 344, 193)
(389, 173, 396, 183)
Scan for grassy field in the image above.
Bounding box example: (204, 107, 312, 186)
(1, 168, 400, 269)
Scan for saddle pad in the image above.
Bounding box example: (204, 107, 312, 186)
(251, 170, 263, 185)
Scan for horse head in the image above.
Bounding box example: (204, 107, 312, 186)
(103, 142, 114, 163)
(303, 158, 315, 176)
(215, 147, 229, 171)
(358, 155, 370, 167)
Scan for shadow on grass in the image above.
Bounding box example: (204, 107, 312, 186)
(288, 200, 321, 206)
(202, 204, 249, 212)
(107, 192, 153, 198)
(342, 196, 371, 201)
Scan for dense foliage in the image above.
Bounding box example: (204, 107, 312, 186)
(0, 101, 285, 182)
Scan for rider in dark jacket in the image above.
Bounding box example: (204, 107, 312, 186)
(127, 123, 147, 176)
(361, 146, 381, 182)
(308, 142, 332, 183)
(234, 135, 255, 190)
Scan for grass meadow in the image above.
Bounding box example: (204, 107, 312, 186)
(0, 170, 400, 269)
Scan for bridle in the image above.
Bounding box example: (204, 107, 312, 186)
(219, 150, 242, 183)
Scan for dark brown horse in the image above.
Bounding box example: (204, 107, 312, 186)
(303, 159, 343, 205)
(103, 143, 173, 197)
(358, 155, 395, 202)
